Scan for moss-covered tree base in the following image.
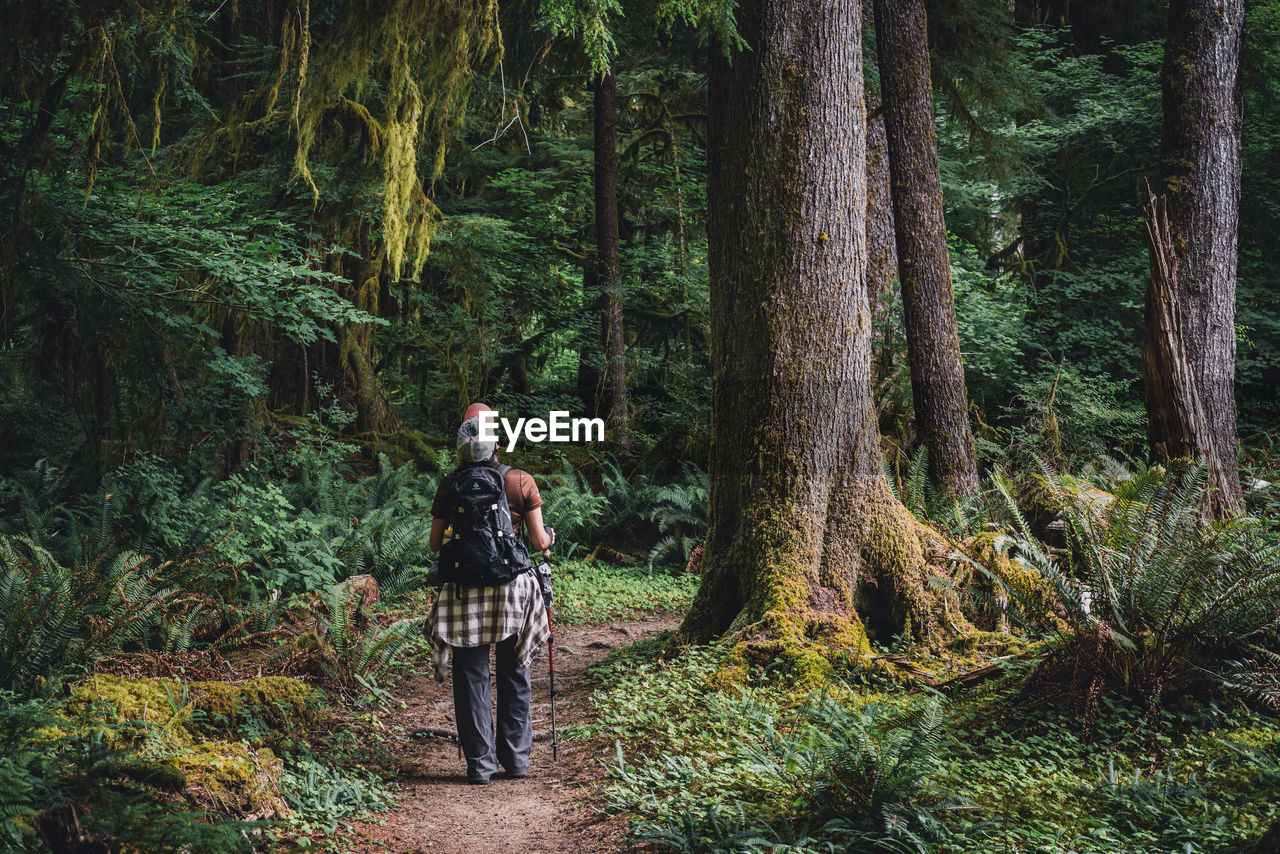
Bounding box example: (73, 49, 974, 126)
(679, 477, 981, 688)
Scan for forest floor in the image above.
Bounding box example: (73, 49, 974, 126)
(338, 618, 679, 854)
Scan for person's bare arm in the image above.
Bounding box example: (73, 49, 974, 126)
(524, 506, 554, 555)
(429, 517, 447, 552)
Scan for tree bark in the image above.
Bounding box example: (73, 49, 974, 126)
(593, 70, 629, 447)
(865, 72, 898, 319)
(575, 265, 602, 411)
(1142, 0, 1244, 517)
(676, 0, 964, 682)
(872, 0, 980, 497)
(338, 226, 401, 435)
(866, 43, 905, 439)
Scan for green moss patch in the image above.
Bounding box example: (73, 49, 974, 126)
(188, 676, 326, 741)
(61, 674, 323, 818)
(170, 741, 286, 819)
(67, 674, 196, 747)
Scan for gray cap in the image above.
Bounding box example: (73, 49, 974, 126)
(456, 414, 497, 463)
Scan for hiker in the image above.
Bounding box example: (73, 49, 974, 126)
(426, 402, 555, 785)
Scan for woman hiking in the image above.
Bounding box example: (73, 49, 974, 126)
(426, 402, 555, 784)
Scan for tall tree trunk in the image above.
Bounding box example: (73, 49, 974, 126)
(866, 44, 905, 441)
(865, 68, 898, 319)
(339, 225, 401, 435)
(676, 0, 965, 682)
(873, 0, 980, 496)
(593, 70, 629, 446)
(576, 265, 602, 411)
(1143, 0, 1244, 517)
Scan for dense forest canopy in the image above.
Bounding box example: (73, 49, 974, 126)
(1, 0, 1277, 482)
(2, 0, 1280, 851)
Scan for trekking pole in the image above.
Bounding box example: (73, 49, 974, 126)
(536, 527, 558, 762)
(547, 601, 558, 762)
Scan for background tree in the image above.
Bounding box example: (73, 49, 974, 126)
(1141, 0, 1245, 516)
(676, 0, 963, 679)
(872, 0, 980, 496)
(593, 69, 631, 444)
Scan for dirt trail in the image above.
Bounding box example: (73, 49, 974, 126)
(343, 618, 677, 854)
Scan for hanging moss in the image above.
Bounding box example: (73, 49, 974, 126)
(290, 0, 503, 280)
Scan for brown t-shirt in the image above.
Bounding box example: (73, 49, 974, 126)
(431, 459, 542, 536)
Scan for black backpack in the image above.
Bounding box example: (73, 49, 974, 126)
(437, 463, 533, 587)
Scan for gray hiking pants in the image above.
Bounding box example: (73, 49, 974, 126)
(451, 635, 531, 780)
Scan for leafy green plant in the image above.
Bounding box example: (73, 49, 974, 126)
(731, 696, 958, 854)
(594, 456, 652, 543)
(886, 447, 993, 538)
(538, 459, 610, 555)
(551, 561, 699, 624)
(990, 364, 1148, 470)
(0, 691, 251, 853)
(646, 463, 708, 571)
(991, 460, 1280, 718)
(938, 691, 1280, 853)
(312, 585, 424, 692)
(601, 667, 962, 854)
(0, 537, 169, 694)
(280, 750, 393, 835)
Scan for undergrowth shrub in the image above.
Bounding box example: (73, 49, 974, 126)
(592, 641, 962, 853)
(991, 460, 1280, 720)
(886, 447, 995, 539)
(7, 452, 440, 602)
(279, 748, 393, 836)
(537, 459, 609, 556)
(646, 463, 708, 571)
(982, 363, 1148, 469)
(722, 696, 959, 853)
(0, 537, 170, 694)
(311, 584, 424, 693)
(595, 457, 652, 544)
(938, 690, 1280, 853)
(0, 691, 252, 853)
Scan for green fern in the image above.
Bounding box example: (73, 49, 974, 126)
(718, 694, 958, 852)
(538, 459, 609, 554)
(313, 584, 424, 691)
(644, 463, 708, 571)
(0, 536, 170, 694)
(902, 446, 930, 518)
(995, 458, 1280, 715)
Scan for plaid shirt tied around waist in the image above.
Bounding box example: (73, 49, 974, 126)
(427, 571, 550, 681)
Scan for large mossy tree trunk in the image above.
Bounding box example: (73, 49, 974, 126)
(1142, 0, 1244, 517)
(676, 0, 963, 683)
(593, 70, 630, 447)
(872, 0, 980, 497)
